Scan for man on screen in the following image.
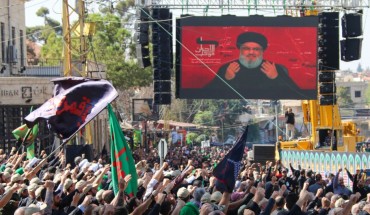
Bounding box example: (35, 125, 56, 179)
(205, 32, 302, 99)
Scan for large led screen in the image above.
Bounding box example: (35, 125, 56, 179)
(176, 16, 318, 99)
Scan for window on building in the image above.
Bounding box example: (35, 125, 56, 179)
(355, 91, 361, 98)
(19, 30, 24, 66)
(12, 27, 15, 45)
(0, 23, 4, 62)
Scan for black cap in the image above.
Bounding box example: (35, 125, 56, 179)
(236, 32, 268, 50)
(48, 166, 57, 174)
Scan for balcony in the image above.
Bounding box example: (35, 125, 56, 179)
(0, 58, 106, 78)
(24, 58, 63, 77)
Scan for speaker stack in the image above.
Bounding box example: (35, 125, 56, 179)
(135, 8, 151, 68)
(341, 12, 363, 62)
(152, 8, 173, 105)
(318, 12, 340, 70)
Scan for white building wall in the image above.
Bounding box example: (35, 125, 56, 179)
(337, 81, 368, 108)
(0, 77, 53, 105)
(0, 0, 26, 76)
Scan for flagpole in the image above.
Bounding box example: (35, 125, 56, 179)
(42, 139, 69, 161)
(15, 128, 33, 154)
(19, 126, 33, 147)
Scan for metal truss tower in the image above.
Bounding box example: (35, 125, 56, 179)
(63, 0, 94, 77)
(136, 0, 369, 11)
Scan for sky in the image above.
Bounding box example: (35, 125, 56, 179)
(24, 0, 370, 72)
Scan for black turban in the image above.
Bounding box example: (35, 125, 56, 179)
(236, 32, 268, 50)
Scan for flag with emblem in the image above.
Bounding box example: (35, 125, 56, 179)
(12, 124, 39, 159)
(13, 105, 39, 160)
(108, 104, 138, 196)
(213, 126, 248, 193)
(24, 78, 118, 143)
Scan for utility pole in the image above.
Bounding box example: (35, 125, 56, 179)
(62, 0, 95, 145)
(7, 0, 12, 75)
(274, 100, 279, 142)
(62, 0, 91, 77)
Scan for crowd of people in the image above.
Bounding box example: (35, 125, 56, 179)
(0, 144, 370, 215)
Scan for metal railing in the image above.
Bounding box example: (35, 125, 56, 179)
(23, 58, 63, 77)
(1, 58, 106, 78)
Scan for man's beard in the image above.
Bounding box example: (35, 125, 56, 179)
(239, 55, 263, 69)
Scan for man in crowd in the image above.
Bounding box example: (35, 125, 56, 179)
(0, 141, 369, 215)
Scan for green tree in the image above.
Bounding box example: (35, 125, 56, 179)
(246, 122, 261, 143)
(195, 134, 208, 143)
(193, 110, 215, 126)
(357, 63, 363, 73)
(365, 85, 370, 106)
(337, 86, 354, 107)
(97, 0, 134, 17)
(40, 31, 63, 62)
(27, 7, 63, 64)
(186, 132, 199, 144)
(36, 7, 49, 18)
(86, 13, 152, 89)
(27, 7, 62, 43)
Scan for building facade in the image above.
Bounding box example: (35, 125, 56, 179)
(0, 0, 109, 155)
(336, 81, 368, 108)
(0, 0, 27, 76)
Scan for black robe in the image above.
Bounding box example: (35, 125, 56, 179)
(186, 59, 316, 99)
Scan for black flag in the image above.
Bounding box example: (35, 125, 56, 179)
(213, 126, 248, 193)
(24, 78, 118, 142)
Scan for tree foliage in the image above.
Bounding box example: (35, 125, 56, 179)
(365, 86, 370, 106)
(27, 7, 62, 44)
(40, 31, 63, 61)
(27, 5, 152, 89)
(357, 63, 363, 73)
(193, 110, 215, 126)
(97, 0, 134, 17)
(337, 86, 354, 107)
(36, 7, 49, 18)
(187, 100, 260, 141)
(186, 132, 199, 144)
(86, 13, 152, 89)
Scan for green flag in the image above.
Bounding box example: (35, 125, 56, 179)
(133, 129, 142, 147)
(12, 123, 39, 159)
(108, 104, 138, 196)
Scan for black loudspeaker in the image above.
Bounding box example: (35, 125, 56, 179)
(153, 43, 171, 57)
(152, 8, 170, 19)
(319, 12, 339, 27)
(136, 44, 151, 68)
(342, 13, 362, 37)
(320, 94, 337, 105)
(319, 47, 339, 70)
(318, 12, 339, 70)
(134, 7, 151, 69)
(253, 144, 275, 164)
(154, 81, 171, 92)
(134, 32, 149, 45)
(138, 58, 151, 69)
(341, 38, 362, 62)
(154, 93, 171, 105)
(137, 8, 150, 20)
(319, 71, 335, 82)
(320, 83, 336, 94)
(65, 144, 93, 168)
(153, 58, 169, 68)
(136, 44, 149, 58)
(154, 69, 171, 80)
(152, 8, 160, 19)
(134, 22, 149, 33)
